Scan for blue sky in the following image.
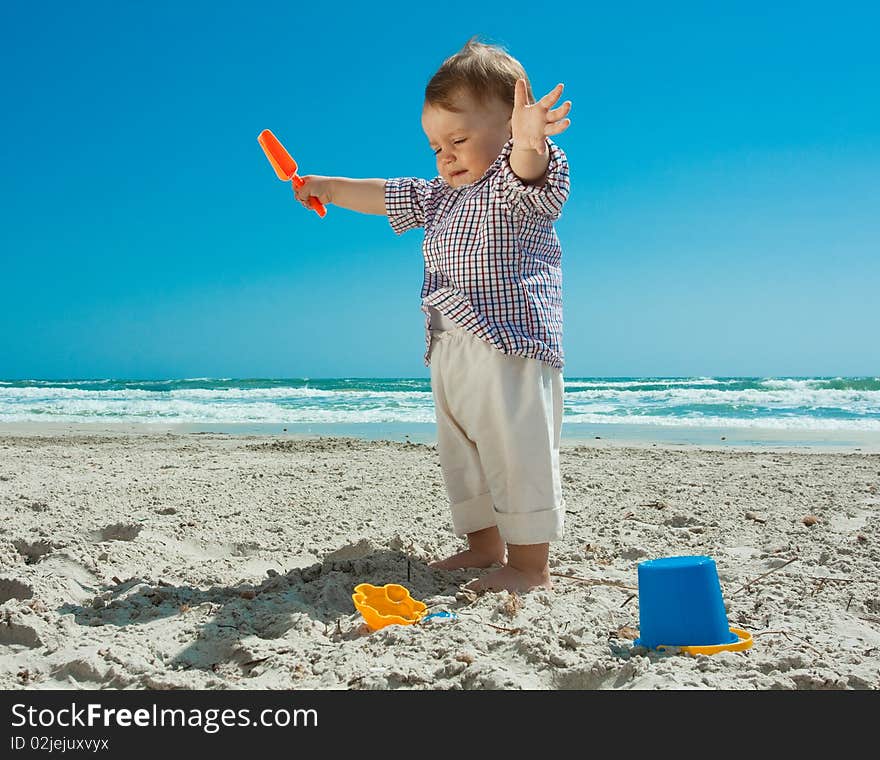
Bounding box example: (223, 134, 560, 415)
(1, 1, 877, 379)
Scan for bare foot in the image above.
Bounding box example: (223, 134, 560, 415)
(464, 564, 552, 593)
(429, 526, 506, 571)
(429, 548, 505, 571)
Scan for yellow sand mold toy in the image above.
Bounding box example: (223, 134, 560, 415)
(352, 583, 427, 631)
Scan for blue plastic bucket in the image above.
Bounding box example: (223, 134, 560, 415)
(634, 555, 738, 650)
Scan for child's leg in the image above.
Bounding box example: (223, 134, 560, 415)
(452, 343, 564, 594)
(426, 328, 564, 587)
(465, 542, 551, 592)
(428, 329, 503, 570)
(429, 525, 506, 570)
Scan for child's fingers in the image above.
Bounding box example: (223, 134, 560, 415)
(514, 77, 528, 108)
(292, 177, 312, 204)
(547, 101, 572, 121)
(545, 118, 571, 136)
(293, 191, 312, 209)
(537, 82, 565, 108)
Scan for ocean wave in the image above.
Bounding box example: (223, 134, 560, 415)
(2, 376, 877, 431)
(563, 377, 731, 390)
(565, 387, 880, 412)
(0, 403, 438, 425)
(562, 413, 880, 431)
(0, 386, 432, 401)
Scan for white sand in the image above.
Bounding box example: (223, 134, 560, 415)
(1, 429, 878, 690)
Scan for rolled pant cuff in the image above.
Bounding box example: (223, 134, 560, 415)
(495, 502, 565, 545)
(450, 491, 497, 537)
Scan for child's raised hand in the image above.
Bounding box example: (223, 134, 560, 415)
(511, 79, 572, 156)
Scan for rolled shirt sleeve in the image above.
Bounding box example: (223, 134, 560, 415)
(385, 176, 444, 234)
(496, 138, 570, 221)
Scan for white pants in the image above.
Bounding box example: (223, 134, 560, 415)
(429, 327, 565, 545)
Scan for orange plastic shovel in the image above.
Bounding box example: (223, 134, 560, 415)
(257, 129, 327, 218)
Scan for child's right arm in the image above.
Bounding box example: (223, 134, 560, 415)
(293, 176, 387, 216)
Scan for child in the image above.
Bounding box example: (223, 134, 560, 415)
(293, 37, 572, 592)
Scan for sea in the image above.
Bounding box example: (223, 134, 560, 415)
(1, 376, 879, 449)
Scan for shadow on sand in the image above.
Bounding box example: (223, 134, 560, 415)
(58, 549, 471, 672)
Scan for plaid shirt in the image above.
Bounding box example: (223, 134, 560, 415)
(385, 138, 570, 370)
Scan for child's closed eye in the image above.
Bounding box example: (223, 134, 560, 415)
(433, 138, 466, 156)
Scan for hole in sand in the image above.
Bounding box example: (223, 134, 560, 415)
(13, 540, 53, 564)
(101, 523, 142, 542)
(0, 621, 42, 648)
(0, 579, 34, 604)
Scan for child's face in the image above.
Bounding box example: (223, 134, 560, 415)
(422, 88, 512, 187)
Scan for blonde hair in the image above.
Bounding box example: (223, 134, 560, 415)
(424, 35, 534, 112)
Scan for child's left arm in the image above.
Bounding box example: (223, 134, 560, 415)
(509, 79, 572, 185)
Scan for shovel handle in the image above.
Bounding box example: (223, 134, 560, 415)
(291, 174, 327, 218)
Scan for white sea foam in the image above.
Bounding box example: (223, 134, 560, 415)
(563, 377, 729, 390)
(565, 387, 879, 413)
(0, 402, 438, 425)
(1, 378, 877, 431)
(562, 413, 880, 431)
(0, 386, 431, 401)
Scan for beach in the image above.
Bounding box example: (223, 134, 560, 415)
(1, 426, 878, 690)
